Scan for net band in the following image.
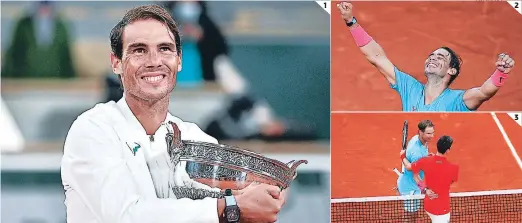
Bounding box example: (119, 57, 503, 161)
(331, 189, 522, 222)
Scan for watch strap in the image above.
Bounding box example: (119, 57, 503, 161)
(224, 189, 240, 223)
(346, 17, 357, 27)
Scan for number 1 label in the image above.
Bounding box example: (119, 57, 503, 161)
(316, 1, 331, 14)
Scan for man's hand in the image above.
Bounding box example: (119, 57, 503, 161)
(425, 189, 438, 200)
(336, 2, 353, 23)
(400, 150, 406, 160)
(235, 183, 284, 223)
(235, 181, 261, 195)
(496, 53, 515, 73)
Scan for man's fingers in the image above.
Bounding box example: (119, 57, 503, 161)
(337, 2, 351, 11)
(498, 53, 506, 61)
(505, 58, 514, 66)
(501, 56, 511, 63)
(265, 185, 281, 199)
(343, 2, 352, 10)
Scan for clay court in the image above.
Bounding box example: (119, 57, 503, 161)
(331, 112, 522, 221)
(331, 1, 522, 111)
(331, 112, 522, 198)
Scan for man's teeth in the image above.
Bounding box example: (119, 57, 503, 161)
(144, 76, 163, 82)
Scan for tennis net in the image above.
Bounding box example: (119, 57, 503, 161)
(331, 189, 522, 222)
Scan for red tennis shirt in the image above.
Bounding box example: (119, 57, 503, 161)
(411, 155, 459, 215)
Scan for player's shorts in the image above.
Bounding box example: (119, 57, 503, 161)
(396, 175, 421, 212)
(426, 211, 450, 223)
(400, 190, 421, 213)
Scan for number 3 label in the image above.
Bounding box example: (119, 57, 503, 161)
(508, 113, 522, 127)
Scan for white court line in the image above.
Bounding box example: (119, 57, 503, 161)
(491, 112, 522, 172)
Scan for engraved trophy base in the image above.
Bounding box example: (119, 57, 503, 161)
(172, 186, 224, 200)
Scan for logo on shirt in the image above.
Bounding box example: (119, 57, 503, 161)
(126, 142, 141, 156)
(412, 106, 417, 111)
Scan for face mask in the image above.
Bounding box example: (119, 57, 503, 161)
(174, 2, 201, 24)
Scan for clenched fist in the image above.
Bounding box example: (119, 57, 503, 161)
(336, 2, 354, 23)
(235, 183, 285, 223)
(496, 53, 515, 73)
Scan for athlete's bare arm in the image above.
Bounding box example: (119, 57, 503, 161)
(402, 158, 412, 170)
(413, 173, 422, 185)
(337, 2, 396, 85)
(400, 150, 412, 170)
(463, 53, 515, 110)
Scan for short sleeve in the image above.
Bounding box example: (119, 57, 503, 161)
(452, 90, 473, 112)
(453, 164, 459, 183)
(411, 156, 428, 174)
(406, 147, 424, 163)
(390, 67, 423, 100)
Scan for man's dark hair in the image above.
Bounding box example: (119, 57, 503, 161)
(440, 46, 463, 86)
(418, 120, 434, 132)
(437, 135, 453, 154)
(110, 4, 182, 60)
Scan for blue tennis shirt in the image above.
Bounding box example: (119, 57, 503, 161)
(390, 67, 473, 112)
(397, 135, 429, 195)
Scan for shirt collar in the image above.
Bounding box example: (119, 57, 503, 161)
(116, 95, 175, 135)
(433, 155, 447, 161)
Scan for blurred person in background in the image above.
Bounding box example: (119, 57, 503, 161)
(105, 1, 318, 141)
(165, 0, 227, 83)
(2, 1, 76, 78)
(168, 1, 318, 141)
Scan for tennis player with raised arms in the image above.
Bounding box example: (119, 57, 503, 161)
(401, 135, 459, 222)
(336, 2, 516, 112)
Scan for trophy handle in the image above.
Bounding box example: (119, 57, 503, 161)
(289, 160, 308, 172)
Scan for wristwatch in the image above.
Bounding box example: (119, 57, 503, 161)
(346, 16, 357, 27)
(224, 189, 240, 223)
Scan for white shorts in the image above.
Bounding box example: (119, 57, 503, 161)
(426, 211, 450, 223)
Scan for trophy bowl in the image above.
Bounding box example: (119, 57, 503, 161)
(170, 140, 307, 200)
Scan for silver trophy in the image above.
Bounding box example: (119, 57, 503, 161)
(166, 122, 307, 200)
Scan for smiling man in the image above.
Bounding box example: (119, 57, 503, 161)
(61, 5, 289, 223)
(336, 2, 516, 112)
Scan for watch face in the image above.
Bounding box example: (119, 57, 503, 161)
(225, 189, 233, 196)
(226, 207, 240, 222)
